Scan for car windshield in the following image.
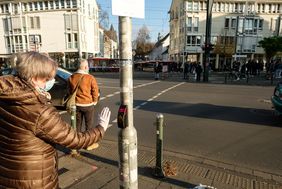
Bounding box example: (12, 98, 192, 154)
(56, 68, 72, 80)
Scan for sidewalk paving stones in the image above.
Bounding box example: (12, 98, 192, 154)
(58, 140, 282, 189)
(57, 72, 281, 188)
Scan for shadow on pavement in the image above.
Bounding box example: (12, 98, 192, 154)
(69, 151, 196, 188)
(134, 100, 282, 127)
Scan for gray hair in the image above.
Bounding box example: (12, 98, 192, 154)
(16, 51, 58, 81)
(78, 59, 88, 70)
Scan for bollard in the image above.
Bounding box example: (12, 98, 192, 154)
(70, 105, 76, 130)
(153, 113, 165, 178)
(224, 72, 227, 84)
(70, 105, 78, 155)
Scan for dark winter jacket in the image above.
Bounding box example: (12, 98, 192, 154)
(0, 75, 104, 189)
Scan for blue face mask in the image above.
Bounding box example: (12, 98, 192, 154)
(42, 78, 55, 92)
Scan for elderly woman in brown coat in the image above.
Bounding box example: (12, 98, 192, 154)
(0, 52, 111, 189)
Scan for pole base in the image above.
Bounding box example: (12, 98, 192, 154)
(152, 167, 165, 178)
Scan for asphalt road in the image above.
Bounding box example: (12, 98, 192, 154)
(58, 72, 282, 177)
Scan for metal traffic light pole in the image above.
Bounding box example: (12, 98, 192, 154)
(203, 0, 213, 82)
(118, 16, 138, 189)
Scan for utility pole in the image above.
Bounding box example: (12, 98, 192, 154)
(118, 16, 138, 189)
(203, 0, 213, 82)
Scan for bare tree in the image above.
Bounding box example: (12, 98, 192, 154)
(97, 3, 109, 29)
(134, 25, 154, 60)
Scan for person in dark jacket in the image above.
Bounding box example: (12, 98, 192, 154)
(0, 52, 111, 189)
(195, 62, 203, 81)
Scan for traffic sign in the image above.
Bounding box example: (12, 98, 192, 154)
(112, 0, 145, 18)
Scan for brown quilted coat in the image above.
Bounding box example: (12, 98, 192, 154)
(0, 75, 105, 189)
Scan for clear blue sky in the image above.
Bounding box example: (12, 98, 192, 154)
(96, 0, 172, 42)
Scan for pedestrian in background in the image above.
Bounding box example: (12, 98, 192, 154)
(68, 59, 99, 133)
(154, 61, 162, 80)
(195, 62, 203, 81)
(0, 52, 111, 189)
(183, 62, 189, 80)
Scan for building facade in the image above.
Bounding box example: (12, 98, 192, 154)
(0, 0, 100, 68)
(149, 33, 170, 61)
(103, 25, 118, 59)
(169, 0, 282, 70)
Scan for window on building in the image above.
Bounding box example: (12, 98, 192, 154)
(74, 33, 78, 48)
(193, 2, 199, 12)
(13, 4, 18, 14)
(238, 3, 243, 13)
(238, 18, 244, 33)
(29, 2, 33, 11)
(268, 4, 271, 13)
(72, 0, 77, 8)
(220, 2, 225, 12)
(44, 1, 49, 9)
(254, 19, 258, 32)
(225, 3, 229, 12)
(66, 0, 71, 8)
(224, 18, 230, 28)
(186, 35, 201, 46)
(194, 17, 199, 32)
(72, 14, 78, 31)
(187, 17, 192, 32)
(244, 18, 254, 34)
(60, 0, 65, 8)
(235, 3, 238, 12)
(262, 4, 265, 13)
(67, 33, 72, 48)
(259, 19, 263, 30)
(55, 0, 59, 9)
(29, 16, 40, 29)
(257, 4, 261, 13)
(202, 1, 206, 10)
(65, 14, 71, 30)
(22, 17, 27, 32)
(231, 18, 236, 28)
(39, 2, 43, 10)
(50, 1, 54, 9)
(6, 37, 11, 48)
(11, 17, 21, 33)
(34, 2, 38, 11)
(187, 1, 192, 11)
(3, 18, 10, 33)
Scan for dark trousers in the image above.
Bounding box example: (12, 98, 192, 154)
(76, 105, 95, 132)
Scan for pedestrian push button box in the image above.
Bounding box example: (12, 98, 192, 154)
(117, 105, 128, 129)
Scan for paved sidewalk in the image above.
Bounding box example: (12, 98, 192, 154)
(57, 140, 282, 189)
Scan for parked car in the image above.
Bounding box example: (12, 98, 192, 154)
(271, 82, 282, 115)
(0, 67, 100, 107)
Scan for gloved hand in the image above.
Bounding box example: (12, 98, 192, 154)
(97, 107, 111, 131)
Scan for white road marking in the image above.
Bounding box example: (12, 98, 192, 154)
(98, 80, 160, 101)
(132, 82, 185, 110)
(59, 81, 185, 126)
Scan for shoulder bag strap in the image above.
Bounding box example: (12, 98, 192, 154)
(72, 74, 84, 94)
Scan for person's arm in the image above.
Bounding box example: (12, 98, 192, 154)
(35, 106, 110, 149)
(91, 76, 99, 103)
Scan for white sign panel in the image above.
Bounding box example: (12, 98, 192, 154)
(112, 0, 145, 18)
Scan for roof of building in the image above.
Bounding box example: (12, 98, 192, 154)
(154, 33, 169, 48)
